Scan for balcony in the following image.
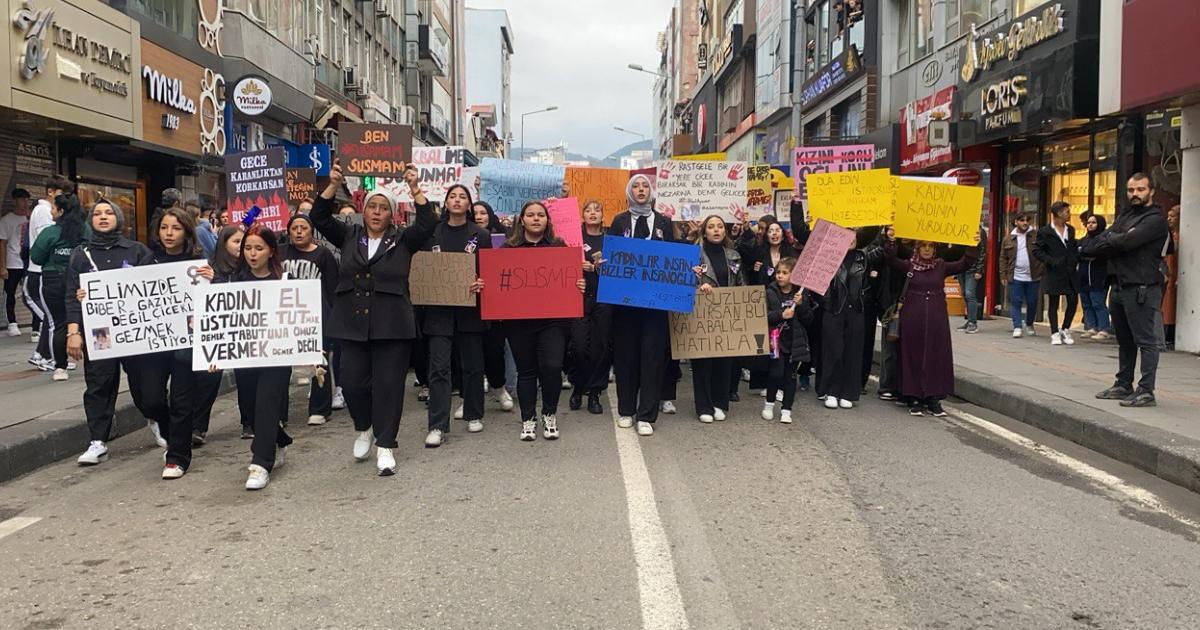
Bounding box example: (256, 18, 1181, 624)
(418, 24, 449, 77)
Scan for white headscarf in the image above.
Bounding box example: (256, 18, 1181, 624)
(625, 174, 654, 219)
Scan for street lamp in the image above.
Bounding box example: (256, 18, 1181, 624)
(613, 126, 647, 142)
(627, 63, 668, 78)
(520, 106, 559, 161)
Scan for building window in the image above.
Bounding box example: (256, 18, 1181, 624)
(901, 0, 933, 62)
(126, 0, 198, 38)
(833, 96, 861, 138)
(946, 0, 992, 40)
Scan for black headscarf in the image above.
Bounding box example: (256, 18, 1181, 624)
(87, 200, 125, 249)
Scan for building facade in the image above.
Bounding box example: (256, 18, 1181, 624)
(464, 7, 514, 156)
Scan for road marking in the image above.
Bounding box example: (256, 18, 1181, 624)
(607, 390, 690, 630)
(0, 516, 41, 541)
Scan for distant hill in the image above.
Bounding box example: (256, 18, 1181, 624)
(568, 139, 654, 167)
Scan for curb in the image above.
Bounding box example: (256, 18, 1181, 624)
(0, 374, 235, 484)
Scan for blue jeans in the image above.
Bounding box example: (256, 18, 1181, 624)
(1008, 280, 1040, 329)
(957, 273, 980, 324)
(1080, 288, 1111, 332)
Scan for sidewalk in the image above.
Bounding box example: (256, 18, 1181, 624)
(948, 318, 1200, 493)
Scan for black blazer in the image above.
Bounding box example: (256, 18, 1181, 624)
(419, 220, 492, 336)
(309, 195, 437, 342)
(1033, 223, 1079, 294)
(609, 211, 675, 243)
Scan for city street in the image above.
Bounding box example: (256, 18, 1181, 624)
(3, 376, 1200, 629)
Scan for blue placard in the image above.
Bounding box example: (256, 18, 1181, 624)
(283, 144, 332, 176)
(597, 236, 700, 313)
(480, 158, 565, 217)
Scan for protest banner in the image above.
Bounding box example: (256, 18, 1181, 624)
(410, 251, 476, 307)
(338, 123, 413, 177)
(806, 168, 894, 227)
(285, 168, 317, 207)
(547, 197, 583, 248)
(479, 247, 584, 320)
(380, 145, 465, 203)
(792, 144, 874, 199)
(655, 160, 748, 223)
(80, 261, 208, 361)
(773, 189, 794, 221)
(226, 147, 288, 231)
(563, 167, 629, 226)
(747, 164, 773, 220)
(669, 286, 769, 359)
(480, 158, 566, 217)
(790, 219, 857, 295)
(892, 178, 984, 246)
(597, 236, 700, 313)
(460, 166, 480, 199)
(193, 279, 324, 370)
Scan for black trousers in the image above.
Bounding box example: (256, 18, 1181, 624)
(4, 269, 24, 324)
(24, 272, 46, 353)
(139, 351, 198, 469)
(482, 327, 508, 390)
(428, 332, 484, 430)
(307, 338, 336, 417)
(691, 357, 732, 416)
(506, 322, 567, 421)
(193, 369, 224, 434)
(612, 306, 669, 422)
(38, 272, 67, 368)
(818, 308, 865, 402)
(767, 356, 800, 410)
(1110, 284, 1164, 393)
(878, 336, 900, 394)
(236, 366, 293, 471)
(663, 357, 681, 401)
(569, 299, 613, 393)
(82, 356, 146, 442)
(1046, 292, 1080, 334)
(340, 338, 412, 448)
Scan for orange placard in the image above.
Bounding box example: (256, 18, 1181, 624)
(564, 167, 630, 226)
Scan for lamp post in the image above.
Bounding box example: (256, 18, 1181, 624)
(520, 106, 558, 161)
(613, 126, 647, 142)
(627, 63, 668, 79)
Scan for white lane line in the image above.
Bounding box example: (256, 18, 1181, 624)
(608, 390, 690, 630)
(0, 516, 41, 541)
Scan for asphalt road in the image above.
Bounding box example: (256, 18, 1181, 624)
(2, 375, 1200, 630)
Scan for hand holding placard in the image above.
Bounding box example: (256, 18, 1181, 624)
(790, 219, 857, 295)
(892, 178, 984, 246)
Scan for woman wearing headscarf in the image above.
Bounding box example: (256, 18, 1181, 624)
(65, 200, 155, 465)
(607, 173, 676, 436)
(1077, 214, 1112, 340)
(309, 159, 436, 476)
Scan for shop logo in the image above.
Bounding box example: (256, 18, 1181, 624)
(232, 76, 272, 116)
(12, 1, 54, 80)
(961, 3, 1065, 83)
(143, 66, 197, 115)
(979, 74, 1028, 131)
(921, 59, 942, 87)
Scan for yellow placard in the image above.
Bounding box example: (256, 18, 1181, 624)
(892, 178, 985, 246)
(746, 164, 773, 219)
(805, 168, 894, 228)
(674, 152, 727, 161)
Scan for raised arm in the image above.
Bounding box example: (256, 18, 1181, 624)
(310, 160, 349, 249)
(401, 165, 438, 250)
(883, 239, 912, 273)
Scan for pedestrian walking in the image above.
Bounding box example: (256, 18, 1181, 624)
(567, 200, 613, 415)
(1033, 201, 1080, 346)
(999, 212, 1043, 338)
(1, 189, 31, 335)
(955, 226, 986, 334)
(1077, 215, 1112, 340)
(26, 175, 73, 365)
(763, 258, 812, 424)
(191, 225, 246, 443)
(29, 193, 86, 382)
(472, 200, 515, 412)
(811, 232, 878, 410)
(280, 214, 339, 426)
(736, 218, 797, 399)
(691, 215, 744, 423)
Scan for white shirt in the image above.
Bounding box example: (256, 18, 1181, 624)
(0, 213, 28, 269)
(1013, 229, 1032, 282)
(26, 199, 54, 274)
(367, 237, 382, 259)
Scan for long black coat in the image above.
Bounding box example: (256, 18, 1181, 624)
(309, 195, 437, 342)
(1032, 223, 1079, 295)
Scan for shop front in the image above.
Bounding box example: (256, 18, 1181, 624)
(689, 75, 718, 155)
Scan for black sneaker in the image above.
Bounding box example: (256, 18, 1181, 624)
(191, 431, 207, 447)
(729, 391, 741, 402)
(957, 321, 969, 331)
(586, 393, 603, 415)
(878, 391, 896, 401)
(1096, 384, 1134, 400)
(798, 375, 811, 391)
(240, 426, 254, 439)
(926, 401, 948, 417)
(1119, 389, 1157, 408)
(965, 322, 979, 334)
(908, 403, 926, 416)
(569, 389, 583, 411)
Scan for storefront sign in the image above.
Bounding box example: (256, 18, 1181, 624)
(15, 140, 53, 175)
(713, 24, 742, 78)
(232, 75, 271, 115)
(960, 3, 1066, 83)
(979, 74, 1027, 131)
(140, 40, 213, 155)
(690, 77, 717, 153)
(800, 45, 863, 109)
(900, 86, 955, 173)
(284, 143, 331, 176)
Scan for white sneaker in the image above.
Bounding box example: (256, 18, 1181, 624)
(66, 361, 76, 370)
(493, 388, 514, 411)
(761, 402, 774, 420)
(28, 354, 51, 371)
(617, 416, 634, 429)
(776, 390, 784, 402)
(1092, 330, 1112, 341)
(714, 408, 726, 421)
(52, 368, 68, 381)
(307, 414, 328, 426)
(245, 465, 269, 490)
(453, 403, 464, 420)
(759, 389, 767, 398)
(376, 447, 396, 476)
(660, 400, 677, 414)
(742, 369, 751, 382)
(162, 464, 185, 479)
(297, 376, 311, 386)
(780, 410, 793, 424)
(1012, 328, 1023, 338)
(425, 429, 444, 448)
(29, 330, 39, 344)
(467, 419, 484, 433)
(76, 441, 108, 465)
(636, 421, 654, 436)
(1024, 325, 1036, 337)
(6, 323, 19, 336)
(699, 414, 714, 424)
(520, 420, 537, 441)
(148, 421, 167, 448)
(542, 414, 559, 440)
(561, 376, 571, 390)
(839, 399, 853, 409)
(353, 429, 373, 461)
(824, 396, 838, 409)
(1051, 331, 1063, 346)
(1062, 330, 1075, 345)
(331, 387, 346, 410)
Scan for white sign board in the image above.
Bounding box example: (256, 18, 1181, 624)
(193, 279, 324, 370)
(654, 160, 748, 222)
(80, 261, 208, 360)
(381, 145, 467, 203)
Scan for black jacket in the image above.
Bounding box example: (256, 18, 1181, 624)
(1078, 229, 1109, 291)
(1033, 223, 1079, 294)
(418, 220, 492, 336)
(766, 282, 813, 363)
(1080, 204, 1170, 287)
(65, 238, 155, 328)
(812, 246, 881, 315)
(309, 195, 437, 342)
(609, 211, 675, 243)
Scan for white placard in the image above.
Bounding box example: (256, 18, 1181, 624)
(380, 145, 466, 203)
(192, 279, 324, 370)
(80, 261, 209, 360)
(654, 160, 748, 222)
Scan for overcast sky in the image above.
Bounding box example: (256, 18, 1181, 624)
(465, 0, 675, 159)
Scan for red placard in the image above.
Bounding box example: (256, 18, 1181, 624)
(479, 247, 584, 320)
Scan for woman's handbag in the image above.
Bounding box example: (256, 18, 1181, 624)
(879, 272, 913, 342)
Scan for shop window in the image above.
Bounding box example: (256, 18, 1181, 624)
(1145, 110, 1182, 213)
(1046, 134, 1090, 227)
(1090, 130, 1119, 228)
(901, 0, 934, 63)
(1005, 146, 1042, 228)
(127, 0, 198, 38)
(833, 97, 861, 139)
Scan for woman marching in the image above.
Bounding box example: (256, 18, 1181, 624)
(691, 215, 745, 423)
(473, 200, 515, 412)
(811, 232, 879, 410)
(192, 225, 245, 443)
(66, 200, 155, 465)
(309, 160, 436, 476)
(421, 183, 491, 447)
(764, 257, 812, 423)
(280, 214, 339, 425)
(567, 200, 613, 415)
(609, 174, 675, 436)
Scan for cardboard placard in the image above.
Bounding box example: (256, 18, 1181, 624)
(655, 160, 748, 222)
(806, 168, 894, 227)
(746, 164, 773, 220)
(80, 261, 208, 360)
(790, 219, 857, 295)
(193, 279, 324, 370)
(669, 286, 769, 359)
(546, 197, 583, 248)
(285, 168, 317, 207)
(596, 236, 700, 313)
(480, 158, 566, 217)
(792, 144, 874, 199)
(338, 123, 414, 177)
(381, 145, 466, 203)
(409, 251, 476, 307)
(564, 167, 630, 226)
(893, 178, 985, 246)
(226, 147, 288, 231)
(478, 247, 584, 320)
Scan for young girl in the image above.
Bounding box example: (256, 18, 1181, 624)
(691, 215, 745, 423)
(764, 258, 812, 424)
(567, 200, 612, 415)
(281, 214, 339, 426)
(473, 201, 515, 412)
(193, 226, 249, 441)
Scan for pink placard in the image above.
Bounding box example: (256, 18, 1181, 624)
(792, 144, 875, 199)
(547, 197, 583, 248)
(790, 219, 856, 295)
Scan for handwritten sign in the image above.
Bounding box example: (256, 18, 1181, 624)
(460, 166, 481, 199)
(747, 164, 773, 220)
(285, 168, 317, 207)
(790, 219, 856, 295)
(655, 160, 748, 222)
(338, 123, 414, 177)
(480, 158, 566, 217)
(773, 189, 794, 221)
(479, 247, 583, 320)
(410, 251, 476, 307)
(80, 261, 208, 360)
(381, 145, 465, 203)
(597, 236, 700, 313)
(893, 178, 984, 246)
(226, 147, 287, 231)
(669, 286, 769, 359)
(564, 167, 629, 226)
(806, 168, 894, 227)
(547, 197, 583, 248)
(193, 279, 324, 370)
(792, 144, 874, 199)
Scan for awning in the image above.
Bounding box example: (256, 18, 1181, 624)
(313, 101, 364, 129)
